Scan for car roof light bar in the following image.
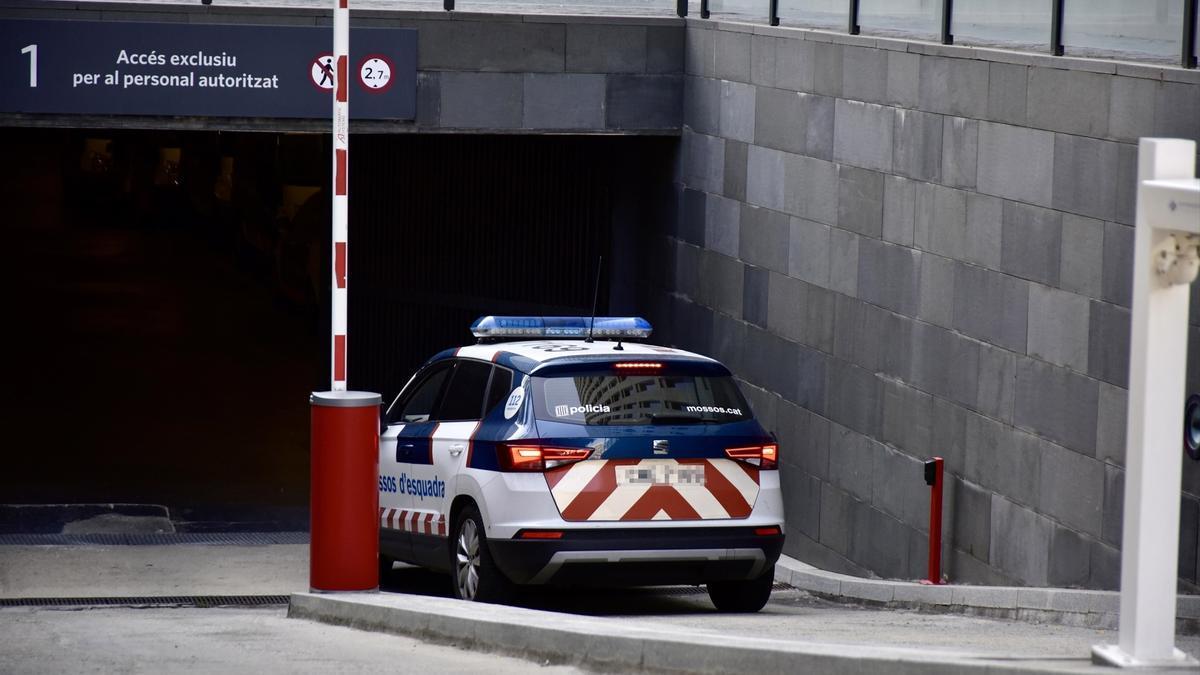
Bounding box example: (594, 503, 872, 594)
(470, 316, 652, 339)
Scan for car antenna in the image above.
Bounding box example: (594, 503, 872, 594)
(586, 255, 602, 343)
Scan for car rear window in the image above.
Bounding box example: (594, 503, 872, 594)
(532, 374, 752, 425)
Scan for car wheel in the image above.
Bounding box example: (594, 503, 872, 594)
(378, 554, 395, 582)
(450, 506, 513, 603)
(707, 565, 774, 613)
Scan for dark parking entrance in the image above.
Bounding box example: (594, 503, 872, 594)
(0, 127, 674, 527)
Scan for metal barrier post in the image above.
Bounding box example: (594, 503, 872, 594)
(677, 0, 687, 18)
(922, 457, 944, 585)
(1184, 0, 1198, 68)
(847, 0, 860, 35)
(1050, 0, 1065, 56)
(769, 0, 779, 27)
(700, 0, 709, 19)
(940, 0, 953, 45)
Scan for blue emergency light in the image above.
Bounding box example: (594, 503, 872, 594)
(470, 316, 653, 339)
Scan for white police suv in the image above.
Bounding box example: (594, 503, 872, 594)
(379, 316, 785, 612)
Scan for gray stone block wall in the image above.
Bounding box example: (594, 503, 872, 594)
(647, 19, 1200, 590)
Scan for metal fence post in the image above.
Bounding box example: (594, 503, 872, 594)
(1184, 0, 1198, 68)
(848, 0, 860, 35)
(701, 0, 709, 19)
(677, 0, 687, 18)
(1050, 0, 1065, 56)
(769, 0, 779, 26)
(941, 0, 954, 45)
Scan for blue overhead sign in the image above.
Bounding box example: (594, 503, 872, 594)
(0, 20, 417, 120)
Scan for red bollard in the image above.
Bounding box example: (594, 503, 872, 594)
(310, 391, 381, 592)
(922, 456, 945, 585)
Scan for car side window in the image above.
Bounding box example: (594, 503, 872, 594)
(395, 362, 452, 424)
(436, 360, 493, 422)
(484, 367, 514, 416)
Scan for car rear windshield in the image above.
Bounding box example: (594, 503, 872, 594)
(532, 374, 752, 425)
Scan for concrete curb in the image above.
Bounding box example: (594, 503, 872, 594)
(774, 555, 1200, 635)
(287, 591, 1092, 674)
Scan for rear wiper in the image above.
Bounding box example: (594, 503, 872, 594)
(649, 413, 707, 425)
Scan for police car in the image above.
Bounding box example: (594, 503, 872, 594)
(378, 316, 784, 612)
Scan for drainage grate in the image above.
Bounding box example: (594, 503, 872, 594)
(0, 532, 309, 546)
(0, 595, 290, 608)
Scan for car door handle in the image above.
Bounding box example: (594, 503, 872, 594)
(449, 444, 465, 457)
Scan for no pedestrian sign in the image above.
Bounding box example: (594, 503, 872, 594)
(0, 20, 417, 120)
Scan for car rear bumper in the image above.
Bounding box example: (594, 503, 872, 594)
(487, 526, 784, 586)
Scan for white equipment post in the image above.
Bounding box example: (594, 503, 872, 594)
(331, 0, 349, 391)
(1093, 138, 1200, 669)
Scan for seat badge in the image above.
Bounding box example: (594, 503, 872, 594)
(652, 439, 670, 455)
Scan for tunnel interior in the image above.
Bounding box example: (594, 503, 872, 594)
(0, 127, 676, 527)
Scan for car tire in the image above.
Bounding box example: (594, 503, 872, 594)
(449, 505, 514, 603)
(707, 565, 774, 613)
(378, 554, 395, 582)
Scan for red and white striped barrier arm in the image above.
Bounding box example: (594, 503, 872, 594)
(331, 0, 349, 391)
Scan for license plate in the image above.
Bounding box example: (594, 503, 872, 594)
(617, 464, 706, 486)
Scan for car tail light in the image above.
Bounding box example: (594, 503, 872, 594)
(498, 443, 592, 472)
(754, 526, 782, 536)
(613, 362, 663, 372)
(518, 530, 564, 540)
(725, 444, 778, 469)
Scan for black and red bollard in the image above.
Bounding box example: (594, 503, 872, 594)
(922, 456, 945, 585)
(309, 391, 381, 592)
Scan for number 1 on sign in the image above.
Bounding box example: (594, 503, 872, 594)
(21, 44, 37, 87)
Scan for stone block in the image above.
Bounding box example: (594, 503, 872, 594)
(812, 42, 843, 97)
(723, 139, 747, 202)
(1088, 300, 1130, 388)
(987, 62, 1028, 126)
(1108, 76, 1156, 143)
(977, 121, 1054, 208)
(766, 271, 804, 343)
(566, 24, 646, 74)
(746, 145, 786, 212)
(750, 35, 776, 87)
(742, 264, 769, 328)
(710, 310, 746, 373)
(826, 358, 882, 437)
(990, 495, 1052, 586)
(672, 240, 700, 298)
(1027, 67, 1110, 137)
(886, 50, 920, 109)
(893, 582, 954, 605)
(1101, 463, 1123, 547)
(910, 322, 979, 409)
(739, 203, 790, 275)
(523, 72, 609, 129)
(941, 116, 978, 189)
(684, 26, 714, 78)
(1048, 524, 1091, 588)
(828, 227, 860, 297)
(421, 21, 564, 73)
(833, 99, 894, 172)
(1014, 356, 1100, 455)
(754, 87, 805, 154)
(774, 37, 815, 93)
(802, 285, 836, 354)
(440, 72, 523, 129)
(784, 154, 838, 225)
(951, 583, 1019, 609)
(819, 480, 855, 557)
(872, 444, 928, 530)
(965, 414, 1042, 508)
(1052, 134, 1120, 222)
(881, 379, 933, 458)
(952, 478, 991, 562)
(1102, 221, 1134, 308)
(1096, 382, 1127, 466)
(1180, 497, 1198, 583)
(704, 194, 741, 259)
(829, 423, 877, 503)
(743, 326, 798, 400)
(719, 80, 756, 143)
(1060, 214, 1105, 300)
(783, 469, 821, 540)
(796, 344, 828, 414)
(916, 185, 1001, 270)
(683, 131, 722, 195)
(1089, 540, 1121, 590)
(976, 343, 1016, 424)
(1114, 143, 1138, 227)
(1026, 284, 1090, 373)
(1003, 202, 1063, 286)
(882, 175, 916, 247)
(788, 217, 831, 287)
(679, 188, 706, 247)
(803, 94, 837, 162)
(1039, 441, 1104, 536)
(892, 109, 943, 182)
(794, 405, 832, 480)
(854, 304, 913, 380)
(918, 55, 988, 119)
(698, 250, 743, 317)
(606, 74, 681, 130)
(684, 75, 720, 135)
(918, 251, 955, 328)
(837, 166, 885, 239)
(858, 239, 921, 317)
(952, 263, 1029, 353)
(932, 397, 969, 474)
(714, 29, 751, 82)
(1154, 81, 1200, 140)
(416, 72, 440, 127)
(646, 25, 684, 74)
(842, 45, 887, 104)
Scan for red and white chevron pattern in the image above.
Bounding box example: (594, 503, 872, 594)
(544, 459, 759, 522)
(379, 508, 446, 537)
